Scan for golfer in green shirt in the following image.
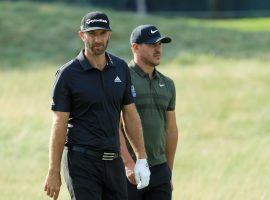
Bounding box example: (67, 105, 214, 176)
(120, 24, 179, 200)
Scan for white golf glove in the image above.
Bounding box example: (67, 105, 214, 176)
(134, 159, 151, 189)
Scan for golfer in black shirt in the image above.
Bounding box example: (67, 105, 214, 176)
(44, 11, 150, 200)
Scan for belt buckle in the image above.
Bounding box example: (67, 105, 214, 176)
(102, 152, 116, 160)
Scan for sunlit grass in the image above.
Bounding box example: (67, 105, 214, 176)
(201, 18, 270, 31)
(162, 62, 270, 200)
(1, 61, 269, 199)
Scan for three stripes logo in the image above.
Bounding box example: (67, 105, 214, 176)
(114, 76, 122, 83)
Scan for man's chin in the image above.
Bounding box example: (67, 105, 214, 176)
(154, 61, 160, 66)
(94, 52, 105, 56)
(152, 58, 160, 66)
(93, 49, 106, 55)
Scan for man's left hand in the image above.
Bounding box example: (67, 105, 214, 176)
(134, 159, 151, 189)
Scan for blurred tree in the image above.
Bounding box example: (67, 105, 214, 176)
(209, 0, 222, 17)
(136, 0, 147, 15)
(209, 0, 221, 11)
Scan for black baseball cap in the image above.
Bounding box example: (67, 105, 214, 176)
(80, 11, 111, 32)
(130, 24, 171, 44)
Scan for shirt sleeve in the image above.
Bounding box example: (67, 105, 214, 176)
(51, 68, 71, 112)
(167, 79, 176, 111)
(122, 65, 135, 105)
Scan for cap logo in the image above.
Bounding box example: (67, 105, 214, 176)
(86, 19, 108, 24)
(150, 29, 158, 34)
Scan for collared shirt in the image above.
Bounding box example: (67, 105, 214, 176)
(51, 50, 134, 151)
(128, 60, 176, 166)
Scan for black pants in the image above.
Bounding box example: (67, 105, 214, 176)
(127, 163, 172, 200)
(63, 148, 128, 200)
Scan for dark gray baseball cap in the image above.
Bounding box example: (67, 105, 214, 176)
(80, 11, 111, 32)
(130, 24, 171, 44)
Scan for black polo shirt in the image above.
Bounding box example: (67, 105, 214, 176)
(51, 50, 134, 151)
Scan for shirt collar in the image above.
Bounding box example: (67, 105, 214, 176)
(129, 60, 160, 79)
(77, 50, 115, 71)
(106, 53, 115, 67)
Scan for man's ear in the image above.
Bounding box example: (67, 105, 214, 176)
(78, 31, 85, 42)
(131, 43, 139, 52)
(108, 31, 112, 39)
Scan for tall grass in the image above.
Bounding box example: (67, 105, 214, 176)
(0, 1, 270, 199)
(1, 1, 270, 68)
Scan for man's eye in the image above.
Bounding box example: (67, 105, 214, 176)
(86, 32, 94, 36)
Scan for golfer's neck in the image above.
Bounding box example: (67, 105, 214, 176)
(134, 59, 155, 79)
(85, 51, 107, 70)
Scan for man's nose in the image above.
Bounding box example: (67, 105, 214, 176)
(155, 44, 161, 50)
(155, 47, 161, 53)
(94, 36, 101, 42)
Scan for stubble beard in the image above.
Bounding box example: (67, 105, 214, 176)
(86, 40, 109, 56)
(141, 55, 160, 68)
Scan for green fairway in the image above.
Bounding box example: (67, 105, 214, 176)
(1, 2, 270, 200)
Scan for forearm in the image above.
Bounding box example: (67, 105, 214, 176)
(119, 126, 134, 165)
(48, 115, 68, 172)
(165, 130, 178, 171)
(125, 118, 146, 159)
(122, 105, 146, 159)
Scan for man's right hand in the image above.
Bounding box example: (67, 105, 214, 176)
(44, 169, 61, 200)
(125, 159, 137, 185)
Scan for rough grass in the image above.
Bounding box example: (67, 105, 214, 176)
(1, 1, 270, 68)
(0, 1, 270, 200)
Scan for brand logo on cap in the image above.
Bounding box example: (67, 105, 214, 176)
(86, 19, 108, 24)
(150, 29, 158, 34)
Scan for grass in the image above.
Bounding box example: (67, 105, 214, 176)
(164, 63, 270, 199)
(0, 1, 270, 199)
(1, 1, 270, 68)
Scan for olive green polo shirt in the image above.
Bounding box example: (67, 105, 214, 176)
(127, 60, 176, 166)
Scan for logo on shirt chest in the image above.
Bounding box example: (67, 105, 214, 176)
(114, 76, 122, 83)
(159, 81, 165, 87)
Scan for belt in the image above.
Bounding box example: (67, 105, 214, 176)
(69, 146, 120, 161)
